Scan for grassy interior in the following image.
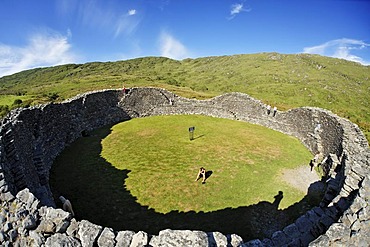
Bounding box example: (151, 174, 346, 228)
(50, 115, 321, 240)
(102, 115, 311, 212)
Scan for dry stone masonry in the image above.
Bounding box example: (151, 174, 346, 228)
(0, 87, 369, 246)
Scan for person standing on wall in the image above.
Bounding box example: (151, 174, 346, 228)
(267, 105, 271, 115)
(273, 106, 277, 117)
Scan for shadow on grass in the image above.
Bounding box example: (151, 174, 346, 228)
(50, 124, 325, 241)
(193, 134, 205, 140)
(205, 170, 213, 180)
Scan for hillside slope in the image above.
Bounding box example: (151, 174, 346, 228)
(0, 53, 369, 140)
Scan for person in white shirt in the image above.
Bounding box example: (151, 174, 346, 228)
(273, 106, 277, 117)
(195, 167, 207, 183)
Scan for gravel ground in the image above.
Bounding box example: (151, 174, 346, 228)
(280, 165, 321, 193)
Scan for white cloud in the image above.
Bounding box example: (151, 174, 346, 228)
(229, 2, 251, 20)
(128, 9, 136, 16)
(231, 3, 244, 15)
(0, 32, 77, 77)
(159, 32, 189, 60)
(303, 38, 370, 65)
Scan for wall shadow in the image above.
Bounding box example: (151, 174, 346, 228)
(50, 124, 325, 242)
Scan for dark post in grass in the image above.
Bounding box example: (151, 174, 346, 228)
(189, 126, 195, 141)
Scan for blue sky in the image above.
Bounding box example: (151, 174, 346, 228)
(0, 0, 369, 77)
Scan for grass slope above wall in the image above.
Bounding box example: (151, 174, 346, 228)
(0, 52, 369, 141)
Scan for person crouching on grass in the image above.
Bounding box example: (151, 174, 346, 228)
(195, 167, 206, 184)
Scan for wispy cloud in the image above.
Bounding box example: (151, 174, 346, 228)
(303, 38, 370, 65)
(58, 0, 140, 37)
(0, 31, 77, 77)
(158, 0, 171, 11)
(228, 2, 251, 20)
(231, 3, 244, 15)
(115, 10, 140, 37)
(159, 32, 189, 60)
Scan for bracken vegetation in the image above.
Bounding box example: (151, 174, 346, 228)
(1, 52, 369, 141)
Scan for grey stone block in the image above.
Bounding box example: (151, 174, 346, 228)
(66, 218, 79, 237)
(345, 175, 360, 190)
(37, 219, 56, 234)
(299, 231, 316, 247)
(306, 210, 321, 224)
(228, 233, 243, 247)
(351, 220, 361, 232)
(129, 231, 148, 247)
(271, 230, 289, 246)
(115, 230, 135, 247)
(23, 214, 37, 230)
(312, 207, 325, 217)
(296, 216, 313, 233)
(4, 222, 13, 232)
(77, 220, 103, 247)
(45, 233, 81, 247)
(0, 231, 6, 243)
(308, 234, 329, 247)
(29, 230, 46, 247)
(358, 207, 370, 221)
(260, 238, 273, 247)
(8, 228, 18, 242)
(326, 223, 350, 242)
(283, 224, 301, 239)
(286, 238, 301, 247)
(153, 229, 208, 247)
(207, 232, 227, 247)
(97, 227, 116, 247)
(351, 163, 367, 178)
(319, 215, 335, 229)
(240, 239, 263, 247)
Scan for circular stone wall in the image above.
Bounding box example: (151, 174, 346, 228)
(0, 87, 369, 246)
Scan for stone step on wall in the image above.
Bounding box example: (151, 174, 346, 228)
(33, 152, 49, 186)
(319, 153, 343, 207)
(0, 123, 18, 202)
(309, 174, 370, 246)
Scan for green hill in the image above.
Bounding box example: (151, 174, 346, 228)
(0, 52, 369, 141)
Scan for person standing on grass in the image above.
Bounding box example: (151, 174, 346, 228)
(195, 167, 207, 184)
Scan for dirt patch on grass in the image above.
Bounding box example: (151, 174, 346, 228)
(280, 165, 320, 193)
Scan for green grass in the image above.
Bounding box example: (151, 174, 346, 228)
(0, 95, 30, 105)
(50, 115, 320, 240)
(101, 115, 312, 213)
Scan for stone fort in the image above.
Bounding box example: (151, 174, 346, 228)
(0, 87, 369, 246)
